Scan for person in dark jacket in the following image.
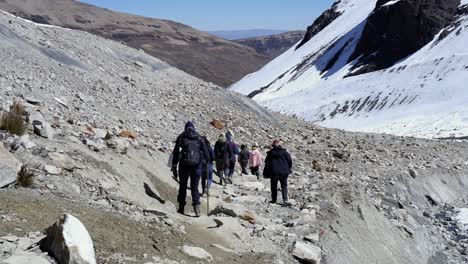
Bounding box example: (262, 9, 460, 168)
(172, 121, 208, 217)
(238, 144, 250, 175)
(214, 134, 228, 186)
(263, 139, 293, 205)
(225, 131, 239, 183)
(201, 136, 215, 196)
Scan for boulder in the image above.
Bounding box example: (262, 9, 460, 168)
(0, 145, 21, 188)
(93, 129, 108, 140)
(33, 120, 54, 139)
(293, 241, 322, 264)
(40, 214, 96, 264)
(49, 152, 76, 172)
(44, 165, 61, 175)
(182, 245, 212, 262)
(29, 111, 46, 124)
(106, 138, 129, 154)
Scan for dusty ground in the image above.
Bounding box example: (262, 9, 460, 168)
(0, 189, 274, 264)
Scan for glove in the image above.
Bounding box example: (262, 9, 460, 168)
(171, 166, 178, 179)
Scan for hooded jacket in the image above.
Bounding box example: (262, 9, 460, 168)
(172, 122, 208, 168)
(263, 145, 292, 178)
(249, 149, 263, 168)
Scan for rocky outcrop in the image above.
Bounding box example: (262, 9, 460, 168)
(296, 1, 343, 49)
(40, 214, 96, 264)
(235, 31, 305, 57)
(348, 0, 460, 76)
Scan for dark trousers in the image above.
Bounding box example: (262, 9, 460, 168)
(178, 166, 201, 206)
(215, 160, 228, 179)
(250, 166, 260, 177)
(201, 164, 213, 193)
(240, 161, 248, 175)
(227, 160, 236, 178)
(270, 174, 288, 203)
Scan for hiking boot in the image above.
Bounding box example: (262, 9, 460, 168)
(283, 201, 292, 207)
(220, 178, 226, 186)
(177, 205, 185, 215)
(227, 177, 233, 184)
(269, 200, 277, 204)
(193, 205, 201, 218)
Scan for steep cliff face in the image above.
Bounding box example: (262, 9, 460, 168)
(296, 1, 343, 49)
(349, 0, 460, 75)
(234, 31, 305, 58)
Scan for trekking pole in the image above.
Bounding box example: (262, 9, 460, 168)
(206, 164, 210, 216)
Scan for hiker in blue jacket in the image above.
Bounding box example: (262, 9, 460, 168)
(172, 121, 208, 217)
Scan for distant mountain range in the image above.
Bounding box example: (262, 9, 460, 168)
(0, 0, 271, 87)
(234, 31, 305, 58)
(208, 29, 291, 40)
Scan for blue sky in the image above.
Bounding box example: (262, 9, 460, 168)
(79, 0, 336, 31)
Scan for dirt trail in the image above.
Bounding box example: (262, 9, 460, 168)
(0, 189, 273, 263)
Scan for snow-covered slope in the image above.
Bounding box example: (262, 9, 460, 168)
(230, 0, 468, 138)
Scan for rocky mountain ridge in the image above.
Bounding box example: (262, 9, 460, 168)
(234, 31, 306, 58)
(230, 0, 468, 138)
(0, 0, 271, 87)
(0, 5, 467, 264)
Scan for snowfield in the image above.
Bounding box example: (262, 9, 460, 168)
(230, 0, 468, 139)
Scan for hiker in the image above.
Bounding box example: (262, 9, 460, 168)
(214, 134, 229, 185)
(238, 144, 250, 175)
(172, 121, 208, 217)
(263, 139, 292, 205)
(225, 131, 239, 183)
(201, 136, 215, 196)
(249, 143, 263, 180)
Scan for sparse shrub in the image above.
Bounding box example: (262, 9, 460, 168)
(0, 101, 28, 136)
(16, 164, 38, 188)
(0, 111, 27, 136)
(10, 100, 27, 116)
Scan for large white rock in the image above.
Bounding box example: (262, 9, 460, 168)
(0, 144, 21, 188)
(182, 245, 213, 262)
(41, 214, 96, 264)
(293, 242, 322, 264)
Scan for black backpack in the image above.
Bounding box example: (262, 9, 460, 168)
(182, 137, 201, 166)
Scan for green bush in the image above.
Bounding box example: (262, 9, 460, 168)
(17, 164, 37, 188)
